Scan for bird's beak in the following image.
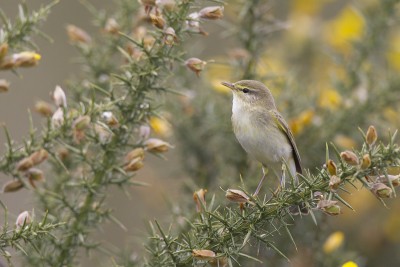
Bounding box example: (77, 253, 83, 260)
(221, 81, 235, 91)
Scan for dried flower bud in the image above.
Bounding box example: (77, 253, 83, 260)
(185, 58, 206, 76)
(73, 115, 91, 131)
(192, 249, 216, 260)
(16, 211, 31, 228)
(149, 13, 166, 29)
(30, 149, 49, 166)
(329, 175, 341, 191)
(104, 18, 119, 34)
(66, 25, 92, 44)
(340, 151, 359, 166)
(124, 148, 145, 164)
(0, 56, 15, 69)
(53, 85, 67, 107)
(156, 0, 175, 11)
(163, 27, 177, 46)
(2, 179, 24, 193)
(94, 123, 113, 144)
(16, 157, 34, 172)
(326, 159, 337, 176)
(34, 101, 53, 117)
(0, 79, 10, 93)
(360, 154, 371, 170)
(12, 52, 41, 67)
(139, 0, 156, 13)
(366, 125, 378, 146)
(185, 12, 208, 35)
(225, 189, 250, 204)
(317, 200, 341, 216)
(144, 138, 173, 152)
(57, 147, 69, 161)
(371, 183, 393, 198)
(0, 43, 8, 61)
(199, 6, 224, 20)
(376, 174, 400, 187)
(52, 108, 64, 128)
(101, 111, 119, 127)
(124, 157, 144, 172)
(193, 188, 207, 212)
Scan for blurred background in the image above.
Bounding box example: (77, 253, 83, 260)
(1, 0, 400, 266)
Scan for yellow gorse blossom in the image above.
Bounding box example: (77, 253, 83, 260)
(342, 261, 358, 267)
(289, 109, 314, 136)
(324, 6, 365, 51)
(318, 88, 342, 110)
(149, 116, 172, 137)
(386, 33, 400, 71)
(291, 0, 326, 16)
(323, 231, 345, 253)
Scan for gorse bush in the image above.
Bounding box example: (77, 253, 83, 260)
(1, 0, 400, 266)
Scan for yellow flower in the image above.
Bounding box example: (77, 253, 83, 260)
(387, 33, 400, 71)
(334, 134, 357, 149)
(289, 109, 314, 136)
(323, 231, 344, 253)
(149, 116, 171, 137)
(324, 6, 365, 51)
(318, 88, 342, 110)
(291, 0, 326, 16)
(342, 261, 358, 267)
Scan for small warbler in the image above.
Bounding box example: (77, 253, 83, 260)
(221, 80, 302, 195)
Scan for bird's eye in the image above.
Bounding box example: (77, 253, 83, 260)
(242, 88, 250, 93)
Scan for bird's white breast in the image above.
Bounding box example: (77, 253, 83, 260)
(231, 96, 293, 175)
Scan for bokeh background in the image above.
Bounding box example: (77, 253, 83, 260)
(1, 0, 400, 266)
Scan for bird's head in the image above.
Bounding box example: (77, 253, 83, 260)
(221, 80, 276, 109)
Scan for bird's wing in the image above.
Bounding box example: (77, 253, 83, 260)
(270, 110, 302, 174)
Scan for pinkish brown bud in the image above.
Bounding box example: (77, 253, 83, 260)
(225, 189, 250, 204)
(12, 52, 41, 67)
(193, 188, 207, 212)
(73, 115, 91, 131)
(139, 125, 151, 140)
(16, 157, 34, 172)
(185, 57, 206, 76)
(52, 108, 65, 128)
(30, 149, 49, 166)
(340, 151, 359, 166)
(376, 174, 400, 187)
(66, 25, 92, 44)
(34, 101, 53, 117)
(143, 35, 156, 50)
(163, 27, 178, 46)
(124, 148, 145, 164)
(123, 157, 144, 172)
(192, 249, 216, 260)
(0, 79, 10, 93)
(360, 154, 371, 170)
(199, 6, 224, 20)
(366, 125, 378, 146)
(53, 85, 67, 108)
(2, 179, 24, 193)
(104, 18, 119, 34)
(329, 175, 341, 191)
(326, 159, 337, 176)
(144, 138, 173, 152)
(317, 200, 341, 216)
(16, 211, 31, 228)
(149, 13, 166, 29)
(371, 183, 393, 198)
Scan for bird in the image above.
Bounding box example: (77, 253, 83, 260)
(221, 80, 302, 196)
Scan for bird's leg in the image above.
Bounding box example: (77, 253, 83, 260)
(280, 163, 286, 188)
(253, 167, 268, 196)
